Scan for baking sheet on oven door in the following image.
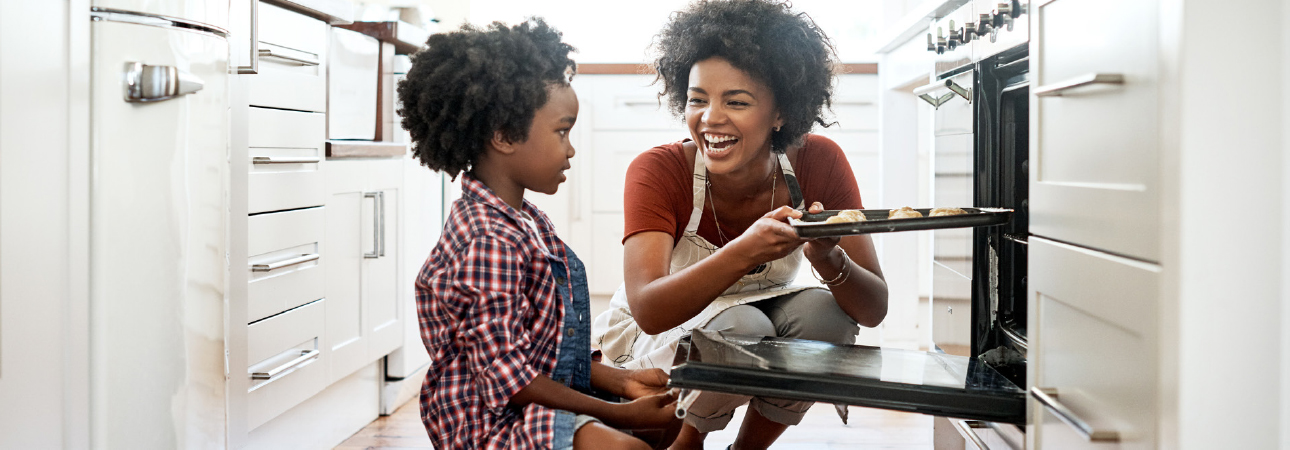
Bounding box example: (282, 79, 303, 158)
(791, 207, 1013, 238)
(668, 329, 1026, 424)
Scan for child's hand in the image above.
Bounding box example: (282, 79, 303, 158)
(620, 368, 670, 400)
(607, 391, 678, 429)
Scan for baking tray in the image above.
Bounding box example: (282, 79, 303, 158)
(791, 207, 1013, 238)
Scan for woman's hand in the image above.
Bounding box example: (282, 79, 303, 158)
(729, 206, 808, 270)
(621, 368, 670, 400)
(802, 202, 840, 263)
(604, 391, 678, 430)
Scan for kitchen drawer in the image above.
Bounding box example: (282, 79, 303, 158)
(327, 28, 380, 140)
(826, 74, 879, 131)
(1029, 237, 1157, 449)
(585, 75, 680, 131)
(248, 107, 325, 213)
(248, 2, 327, 112)
(1030, 0, 1159, 261)
(248, 207, 325, 322)
(246, 298, 327, 431)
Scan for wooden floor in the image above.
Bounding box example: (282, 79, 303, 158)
(335, 398, 932, 450)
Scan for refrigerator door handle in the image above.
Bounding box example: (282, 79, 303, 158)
(123, 62, 204, 103)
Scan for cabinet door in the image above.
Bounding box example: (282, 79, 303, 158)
(325, 161, 367, 382)
(364, 160, 403, 359)
(1027, 237, 1158, 450)
(1030, 0, 1160, 261)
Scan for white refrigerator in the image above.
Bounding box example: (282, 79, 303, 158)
(88, 3, 229, 449)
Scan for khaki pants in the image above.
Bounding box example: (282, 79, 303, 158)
(682, 289, 860, 433)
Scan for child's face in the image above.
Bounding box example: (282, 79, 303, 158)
(513, 84, 579, 195)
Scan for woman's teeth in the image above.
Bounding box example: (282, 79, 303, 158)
(704, 134, 738, 150)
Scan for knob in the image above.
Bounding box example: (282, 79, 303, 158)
(946, 20, 960, 50)
(927, 33, 936, 51)
(936, 27, 947, 54)
(977, 14, 994, 35)
(963, 22, 976, 43)
(1009, 0, 1025, 18)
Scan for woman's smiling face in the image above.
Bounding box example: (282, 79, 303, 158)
(685, 57, 783, 176)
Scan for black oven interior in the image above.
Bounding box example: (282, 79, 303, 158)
(969, 46, 1029, 388)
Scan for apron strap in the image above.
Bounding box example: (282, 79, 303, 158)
(686, 145, 708, 233)
(777, 152, 805, 210)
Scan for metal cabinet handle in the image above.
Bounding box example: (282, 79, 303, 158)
(364, 192, 385, 258)
(954, 420, 990, 450)
(236, 0, 259, 74)
(251, 253, 320, 272)
(1034, 73, 1124, 97)
(251, 156, 322, 164)
(914, 78, 972, 108)
(1030, 387, 1121, 442)
(250, 349, 318, 380)
(123, 62, 204, 103)
(258, 48, 320, 66)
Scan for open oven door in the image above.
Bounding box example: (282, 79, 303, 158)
(668, 329, 1026, 424)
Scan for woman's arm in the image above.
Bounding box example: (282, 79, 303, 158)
(801, 203, 888, 327)
(623, 206, 807, 334)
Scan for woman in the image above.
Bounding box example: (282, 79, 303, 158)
(591, 1, 889, 449)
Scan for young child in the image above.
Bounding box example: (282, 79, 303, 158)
(397, 19, 679, 450)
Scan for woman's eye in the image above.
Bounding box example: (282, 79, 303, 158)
(728, 101, 749, 107)
(687, 98, 707, 105)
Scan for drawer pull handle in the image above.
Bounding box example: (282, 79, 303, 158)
(251, 253, 320, 272)
(258, 48, 320, 67)
(953, 420, 991, 450)
(251, 156, 322, 165)
(251, 349, 319, 380)
(1034, 73, 1124, 97)
(1030, 387, 1121, 442)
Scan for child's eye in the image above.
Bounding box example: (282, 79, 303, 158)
(557, 129, 569, 137)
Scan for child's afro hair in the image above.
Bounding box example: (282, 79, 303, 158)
(651, 0, 837, 152)
(397, 18, 576, 178)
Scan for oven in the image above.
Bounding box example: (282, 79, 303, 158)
(666, 0, 1032, 447)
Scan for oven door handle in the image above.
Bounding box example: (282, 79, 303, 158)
(1034, 73, 1124, 97)
(913, 78, 972, 108)
(1030, 387, 1121, 442)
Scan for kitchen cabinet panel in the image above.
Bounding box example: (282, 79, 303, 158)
(590, 131, 681, 214)
(327, 28, 380, 140)
(325, 158, 404, 383)
(248, 207, 326, 323)
(588, 212, 626, 296)
(246, 299, 327, 431)
(1028, 237, 1158, 450)
(824, 75, 880, 131)
(1030, 0, 1159, 261)
(248, 3, 328, 112)
(585, 75, 679, 131)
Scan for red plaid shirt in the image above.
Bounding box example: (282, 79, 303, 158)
(416, 174, 570, 449)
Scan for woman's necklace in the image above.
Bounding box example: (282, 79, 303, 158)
(706, 158, 778, 247)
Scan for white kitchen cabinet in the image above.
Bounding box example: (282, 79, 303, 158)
(1027, 237, 1159, 450)
(324, 157, 404, 383)
(248, 107, 326, 214)
(248, 2, 329, 113)
(1030, 0, 1160, 262)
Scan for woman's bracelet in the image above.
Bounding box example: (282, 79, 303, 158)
(811, 247, 852, 287)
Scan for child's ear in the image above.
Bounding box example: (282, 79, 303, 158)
(489, 130, 518, 156)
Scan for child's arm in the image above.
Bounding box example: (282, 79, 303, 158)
(508, 374, 677, 430)
(589, 362, 670, 400)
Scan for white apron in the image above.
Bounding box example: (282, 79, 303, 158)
(592, 150, 822, 372)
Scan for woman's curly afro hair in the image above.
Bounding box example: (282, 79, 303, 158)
(397, 18, 576, 178)
(652, 0, 837, 152)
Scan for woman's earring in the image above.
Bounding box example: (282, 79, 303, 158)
(774, 125, 781, 132)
